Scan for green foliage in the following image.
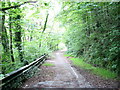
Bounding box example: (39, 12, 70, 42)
(0, 74, 4, 80)
(1, 1, 61, 74)
(58, 2, 120, 75)
(43, 62, 54, 66)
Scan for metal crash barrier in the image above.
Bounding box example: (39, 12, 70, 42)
(0, 54, 47, 89)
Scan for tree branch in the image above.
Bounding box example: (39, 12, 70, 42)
(0, 1, 37, 11)
(42, 13, 49, 33)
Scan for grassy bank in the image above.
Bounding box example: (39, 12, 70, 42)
(64, 54, 117, 79)
(43, 62, 54, 66)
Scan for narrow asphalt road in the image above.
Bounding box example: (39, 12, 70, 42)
(23, 50, 93, 88)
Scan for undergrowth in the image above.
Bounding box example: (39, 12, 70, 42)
(65, 54, 117, 79)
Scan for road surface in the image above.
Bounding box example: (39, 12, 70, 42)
(22, 50, 93, 88)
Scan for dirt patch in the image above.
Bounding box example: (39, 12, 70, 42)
(22, 65, 56, 88)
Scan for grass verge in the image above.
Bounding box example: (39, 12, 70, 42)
(65, 55, 117, 79)
(43, 62, 54, 66)
(64, 54, 75, 57)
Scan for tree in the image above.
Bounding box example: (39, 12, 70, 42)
(1, 1, 10, 62)
(58, 2, 120, 74)
(13, 8, 24, 62)
(0, 1, 37, 11)
(8, 1, 15, 62)
(0, 0, 61, 74)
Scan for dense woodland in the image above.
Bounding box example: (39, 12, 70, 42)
(0, 0, 120, 78)
(58, 2, 120, 76)
(0, 0, 61, 75)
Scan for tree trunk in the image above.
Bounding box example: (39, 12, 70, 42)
(14, 10, 24, 62)
(39, 13, 49, 47)
(15, 24, 24, 62)
(8, 1, 15, 62)
(1, 2, 10, 61)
